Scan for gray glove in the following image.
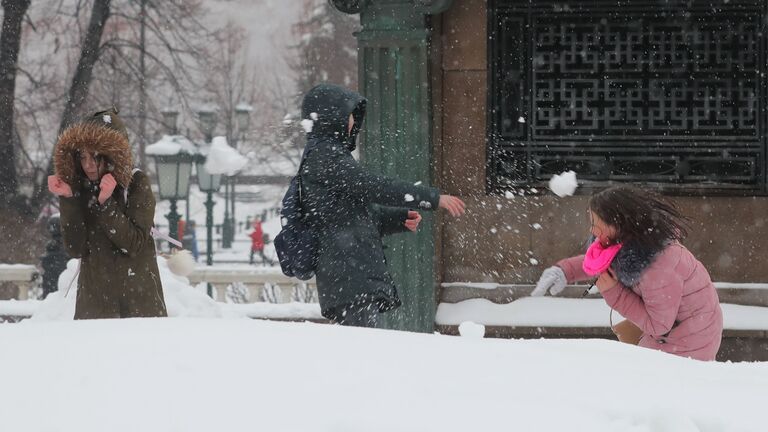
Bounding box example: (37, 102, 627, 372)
(530, 266, 567, 296)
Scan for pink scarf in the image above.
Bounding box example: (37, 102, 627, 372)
(582, 239, 623, 276)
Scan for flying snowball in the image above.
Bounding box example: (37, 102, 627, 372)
(548, 170, 578, 197)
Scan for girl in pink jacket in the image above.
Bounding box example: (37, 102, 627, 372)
(532, 186, 723, 361)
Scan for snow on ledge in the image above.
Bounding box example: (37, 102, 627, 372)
(436, 297, 768, 330)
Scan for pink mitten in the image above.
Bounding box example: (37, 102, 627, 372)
(582, 239, 623, 276)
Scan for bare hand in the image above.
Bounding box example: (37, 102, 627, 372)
(404, 210, 422, 232)
(98, 174, 117, 205)
(47, 175, 73, 197)
(596, 267, 619, 293)
(438, 194, 465, 217)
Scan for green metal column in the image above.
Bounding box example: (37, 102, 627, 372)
(333, 0, 453, 332)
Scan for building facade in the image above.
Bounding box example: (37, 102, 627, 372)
(436, 0, 768, 285)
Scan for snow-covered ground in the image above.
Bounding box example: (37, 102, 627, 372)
(0, 318, 766, 432)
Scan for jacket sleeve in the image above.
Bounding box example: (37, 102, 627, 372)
(370, 204, 410, 236)
(600, 264, 683, 337)
(95, 171, 156, 257)
(303, 144, 441, 210)
(556, 255, 593, 283)
(58, 195, 88, 258)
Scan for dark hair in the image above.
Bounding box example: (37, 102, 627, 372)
(73, 150, 112, 179)
(588, 185, 690, 250)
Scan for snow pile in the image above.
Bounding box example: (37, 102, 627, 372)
(548, 170, 578, 197)
(31, 257, 225, 321)
(458, 321, 485, 338)
(203, 136, 248, 176)
(0, 319, 766, 431)
(145, 135, 197, 156)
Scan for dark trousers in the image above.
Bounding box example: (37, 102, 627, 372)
(336, 302, 381, 328)
(249, 249, 266, 264)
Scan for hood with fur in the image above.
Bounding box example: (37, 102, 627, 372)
(54, 122, 133, 189)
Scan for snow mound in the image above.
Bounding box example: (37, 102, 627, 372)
(0, 319, 766, 431)
(31, 257, 224, 321)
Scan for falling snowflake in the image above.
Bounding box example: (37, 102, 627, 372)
(300, 119, 314, 133)
(517, 116, 526, 123)
(103, 115, 112, 124)
(128, 268, 135, 277)
(404, 194, 414, 202)
(529, 258, 539, 265)
(532, 223, 542, 230)
(310, 112, 318, 121)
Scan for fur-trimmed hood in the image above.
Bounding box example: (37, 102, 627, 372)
(54, 122, 133, 189)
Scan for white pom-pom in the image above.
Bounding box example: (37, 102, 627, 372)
(166, 249, 195, 277)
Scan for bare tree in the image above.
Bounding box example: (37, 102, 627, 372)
(93, 0, 211, 159)
(291, 0, 359, 95)
(58, 0, 112, 133)
(27, 0, 212, 210)
(0, 0, 32, 206)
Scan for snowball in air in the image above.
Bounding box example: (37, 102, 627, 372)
(548, 170, 578, 197)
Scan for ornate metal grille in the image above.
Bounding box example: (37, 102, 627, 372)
(488, 0, 767, 193)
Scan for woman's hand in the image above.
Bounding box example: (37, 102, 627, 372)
(596, 267, 619, 293)
(404, 210, 422, 232)
(47, 175, 73, 197)
(438, 195, 465, 217)
(98, 174, 117, 205)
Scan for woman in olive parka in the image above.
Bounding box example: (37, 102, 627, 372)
(300, 84, 465, 327)
(47, 108, 167, 319)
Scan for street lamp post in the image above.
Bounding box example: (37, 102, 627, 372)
(196, 155, 222, 298)
(147, 136, 196, 246)
(225, 103, 253, 246)
(161, 107, 179, 135)
(152, 152, 195, 243)
(160, 107, 189, 222)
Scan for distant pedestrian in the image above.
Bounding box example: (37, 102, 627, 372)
(250, 218, 266, 264)
(48, 108, 167, 319)
(182, 220, 199, 261)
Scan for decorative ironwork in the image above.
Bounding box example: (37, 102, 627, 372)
(488, 0, 767, 193)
